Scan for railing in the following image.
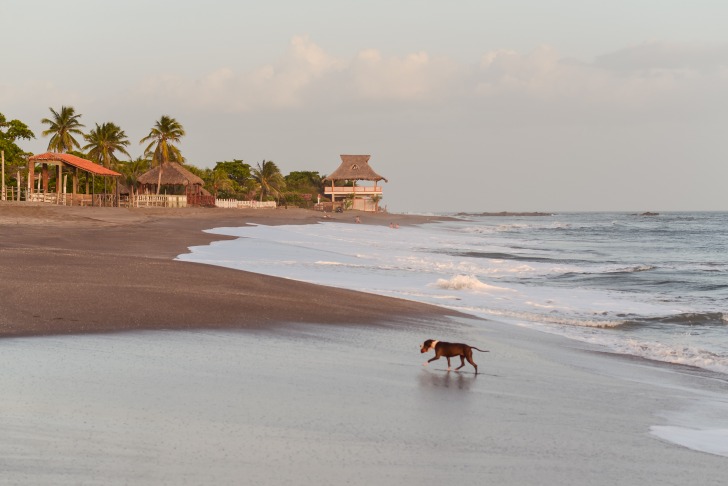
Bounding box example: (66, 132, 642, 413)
(324, 186, 382, 194)
(92, 194, 117, 207)
(186, 194, 216, 207)
(2, 186, 24, 202)
(133, 194, 187, 208)
(25, 192, 118, 207)
(27, 192, 62, 204)
(215, 199, 277, 209)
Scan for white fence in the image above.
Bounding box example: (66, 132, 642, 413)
(215, 199, 277, 209)
(133, 195, 187, 208)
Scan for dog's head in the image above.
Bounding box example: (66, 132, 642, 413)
(420, 339, 437, 353)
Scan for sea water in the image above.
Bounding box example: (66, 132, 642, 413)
(178, 212, 728, 375)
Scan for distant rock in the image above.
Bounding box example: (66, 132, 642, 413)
(639, 212, 659, 216)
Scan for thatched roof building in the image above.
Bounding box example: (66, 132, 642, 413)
(137, 162, 205, 196)
(324, 155, 388, 183)
(137, 162, 204, 187)
(323, 154, 387, 212)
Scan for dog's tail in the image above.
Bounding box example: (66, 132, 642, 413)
(471, 347, 490, 353)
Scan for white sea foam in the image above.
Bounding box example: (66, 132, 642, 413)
(651, 426, 728, 457)
(434, 275, 515, 292)
(181, 217, 728, 376)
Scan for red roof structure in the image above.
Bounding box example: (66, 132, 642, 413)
(27, 152, 123, 206)
(29, 152, 121, 177)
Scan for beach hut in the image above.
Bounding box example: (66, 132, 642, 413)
(136, 162, 213, 207)
(27, 152, 122, 206)
(323, 155, 387, 212)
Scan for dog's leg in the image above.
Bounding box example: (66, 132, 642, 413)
(455, 355, 466, 371)
(425, 355, 440, 366)
(446, 357, 452, 370)
(465, 355, 478, 374)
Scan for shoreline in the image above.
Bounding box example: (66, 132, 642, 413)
(0, 204, 462, 338)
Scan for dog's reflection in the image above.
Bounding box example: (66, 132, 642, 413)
(418, 369, 476, 390)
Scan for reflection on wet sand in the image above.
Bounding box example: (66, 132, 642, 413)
(418, 369, 477, 390)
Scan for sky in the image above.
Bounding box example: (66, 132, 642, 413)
(2, 0, 727, 212)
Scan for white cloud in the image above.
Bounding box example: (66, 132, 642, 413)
(347, 49, 462, 102)
(131, 36, 465, 112)
(133, 36, 343, 112)
(127, 38, 728, 124)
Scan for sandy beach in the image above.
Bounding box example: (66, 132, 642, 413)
(0, 203, 455, 337)
(2, 203, 728, 485)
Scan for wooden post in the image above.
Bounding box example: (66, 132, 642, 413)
(56, 165, 62, 204)
(1, 150, 5, 201)
(17, 170, 21, 201)
(28, 159, 34, 195)
(42, 164, 49, 193)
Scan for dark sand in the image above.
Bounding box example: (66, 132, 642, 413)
(0, 203, 459, 337)
(3, 202, 728, 485)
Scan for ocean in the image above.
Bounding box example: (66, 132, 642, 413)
(178, 211, 728, 376)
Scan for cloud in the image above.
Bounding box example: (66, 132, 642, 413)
(132, 36, 463, 112)
(126, 38, 728, 125)
(471, 42, 728, 124)
(595, 41, 728, 71)
(133, 36, 342, 112)
(347, 49, 462, 102)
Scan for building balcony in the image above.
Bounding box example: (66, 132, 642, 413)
(324, 186, 383, 195)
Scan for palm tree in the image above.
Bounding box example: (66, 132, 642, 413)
(117, 156, 151, 197)
(371, 194, 383, 212)
(139, 115, 185, 194)
(252, 160, 285, 202)
(82, 122, 131, 169)
(41, 106, 85, 153)
(208, 168, 234, 197)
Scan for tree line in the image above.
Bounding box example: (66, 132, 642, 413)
(1, 107, 326, 205)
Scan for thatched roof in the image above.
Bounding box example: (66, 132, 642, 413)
(324, 155, 388, 182)
(137, 162, 204, 186)
(117, 181, 131, 195)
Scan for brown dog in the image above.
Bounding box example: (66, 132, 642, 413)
(420, 339, 489, 374)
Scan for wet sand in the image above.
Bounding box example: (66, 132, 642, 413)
(2, 320, 728, 485)
(2, 203, 728, 485)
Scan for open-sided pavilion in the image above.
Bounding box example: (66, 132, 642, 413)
(28, 152, 122, 206)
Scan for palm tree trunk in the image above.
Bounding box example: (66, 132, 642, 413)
(156, 166, 163, 195)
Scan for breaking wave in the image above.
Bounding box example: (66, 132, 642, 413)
(435, 275, 515, 293)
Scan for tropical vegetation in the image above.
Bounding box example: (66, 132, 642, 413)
(3, 106, 363, 208)
(40, 106, 84, 153)
(252, 160, 286, 203)
(139, 115, 186, 194)
(1, 112, 35, 189)
(83, 122, 131, 169)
